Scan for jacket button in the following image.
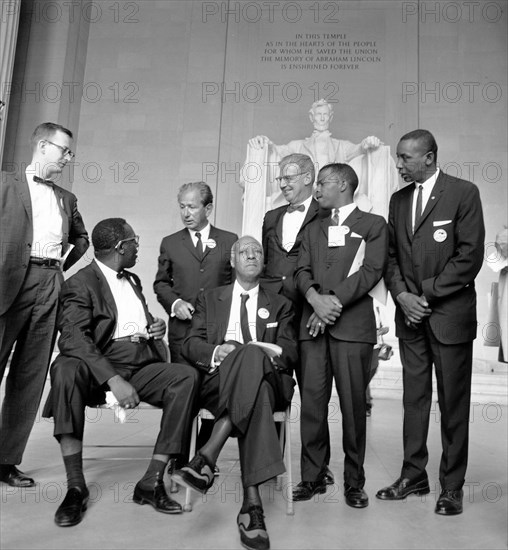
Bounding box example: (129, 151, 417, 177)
(200, 268, 204, 273)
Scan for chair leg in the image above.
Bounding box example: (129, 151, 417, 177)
(183, 415, 198, 512)
(285, 407, 294, 515)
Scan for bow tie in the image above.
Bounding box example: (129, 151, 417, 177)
(117, 271, 128, 279)
(33, 176, 54, 187)
(287, 204, 305, 213)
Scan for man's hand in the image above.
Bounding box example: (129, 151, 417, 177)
(174, 300, 195, 321)
(148, 317, 166, 340)
(248, 135, 270, 149)
(214, 343, 237, 365)
(361, 136, 381, 151)
(307, 312, 327, 337)
(306, 288, 342, 325)
(108, 375, 139, 409)
(397, 292, 431, 325)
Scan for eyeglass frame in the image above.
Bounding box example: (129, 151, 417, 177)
(275, 171, 309, 185)
(114, 235, 140, 251)
(238, 247, 263, 260)
(45, 140, 75, 159)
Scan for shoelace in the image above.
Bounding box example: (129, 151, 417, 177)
(247, 505, 266, 530)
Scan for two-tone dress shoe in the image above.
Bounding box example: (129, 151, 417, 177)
(237, 504, 270, 550)
(133, 478, 182, 514)
(344, 483, 369, 508)
(435, 489, 463, 515)
(376, 475, 430, 500)
(0, 465, 35, 487)
(292, 480, 327, 501)
(172, 453, 215, 494)
(55, 487, 89, 527)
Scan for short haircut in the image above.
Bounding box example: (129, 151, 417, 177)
(279, 153, 316, 183)
(92, 218, 128, 253)
(30, 122, 73, 150)
(318, 163, 359, 194)
(399, 129, 438, 160)
(309, 98, 334, 117)
(177, 181, 213, 206)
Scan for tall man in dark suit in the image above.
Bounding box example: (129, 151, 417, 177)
(43, 218, 199, 527)
(0, 122, 89, 487)
(293, 163, 388, 507)
(173, 235, 297, 550)
(376, 129, 485, 515)
(261, 153, 333, 486)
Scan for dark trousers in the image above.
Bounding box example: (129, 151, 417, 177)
(0, 264, 63, 464)
(399, 323, 473, 490)
(43, 340, 199, 456)
(300, 336, 372, 488)
(198, 345, 290, 487)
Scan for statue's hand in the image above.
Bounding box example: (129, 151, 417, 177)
(361, 135, 382, 151)
(248, 135, 270, 149)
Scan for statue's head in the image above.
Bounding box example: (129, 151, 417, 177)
(309, 99, 334, 132)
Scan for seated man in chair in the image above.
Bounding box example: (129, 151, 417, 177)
(172, 235, 297, 550)
(43, 218, 199, 527)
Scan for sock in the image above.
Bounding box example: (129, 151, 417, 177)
(138, 458, 168, 489)
(63, 452, 86, 491)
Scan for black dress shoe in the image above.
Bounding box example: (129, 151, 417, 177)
(0, 465, 35, 487)
(55, 487, 89, 527)
(320, 466, 334, 486)
(292, 480, 326, 501)
(376, 475, 430, 500)
(435, 489, 463, 515)
(133, 479, 182, 514)
(344, 484, 369, 508)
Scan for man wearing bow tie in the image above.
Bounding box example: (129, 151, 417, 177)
(376, 130, 485, 515)
(173, 235, 297, 550)
(43, 218, 199, 526)
(0, 122, 89, 488)
(293, 163, 387, 507)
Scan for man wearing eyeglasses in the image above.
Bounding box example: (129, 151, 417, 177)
(43, 218, 199, 526)
(0, 122, 89, 488)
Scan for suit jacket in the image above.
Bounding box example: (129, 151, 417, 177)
(295, 207, 388, 344)
(154, 226, 238, 341)
(386, 171, 485, 344)
(56, 260, 166, 386)
(0, 171, 89, 315)
(181, 284, 298, 376)
(261, 199, 323, 303)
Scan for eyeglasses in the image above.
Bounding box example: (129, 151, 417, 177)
(45, 140, 75, 159)
(275, 172, 308, 184)
(115, 235, 140, 250)
(238, 247, 263, 260)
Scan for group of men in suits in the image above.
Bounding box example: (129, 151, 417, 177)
(0, 122, 485, 549)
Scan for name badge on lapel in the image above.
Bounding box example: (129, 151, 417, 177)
(328, 225, 349, 247)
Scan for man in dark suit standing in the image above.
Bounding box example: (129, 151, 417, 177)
(173, 235, 297, 550)
(293, 163, 388, 507)
(154, 181, 238, 363)
(43, 218, 199, 527)
(0, 122, 89, 487)
(261, 153, 334, 487)
(376, 129, 485, 515)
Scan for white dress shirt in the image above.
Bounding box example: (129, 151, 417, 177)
(412, 169, 439, 231)
(96, 260, 149, 340)
(26, 167, 63, 260)
(332, 202, 357, 226)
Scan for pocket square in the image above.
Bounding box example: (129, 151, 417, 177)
(350, 232, 362, 238)
(266, 322, 278, 328)
(433, 220, 452, 227)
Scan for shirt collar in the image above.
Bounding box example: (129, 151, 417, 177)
(233, 280, 259, 299)
(188, 223, 210, 240)
(416, 168, 440, 191)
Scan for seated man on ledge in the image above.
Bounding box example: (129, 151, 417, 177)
(172, 235, 297, 550)
(43, 218, 199, 527)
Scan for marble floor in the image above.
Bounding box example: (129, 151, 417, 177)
(1, 387, 507, 550)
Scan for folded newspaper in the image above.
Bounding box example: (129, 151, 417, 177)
(248, 341, 282, 358)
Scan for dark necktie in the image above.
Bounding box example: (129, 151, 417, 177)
(195, 232, 203, 260)
(287, 203, 305, 214)
(33, 175, 54, 187)
(414, 184, 423, 230)
(240, 293, 252, 344)
(331, 209, 340, 226)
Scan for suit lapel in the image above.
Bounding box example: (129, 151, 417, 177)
(181, 229, 201, 262)
(16, 174, 33, 221)
(256, 288, 271, 341)
(217, 284, 234, 343)
(414, 172, 446, 234)
(203, 225, 218, 261)
(90, 260, 118, 321)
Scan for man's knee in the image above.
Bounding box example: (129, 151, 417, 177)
(50, 356, 86, 387)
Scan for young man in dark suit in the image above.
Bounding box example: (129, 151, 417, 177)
(0, 122, 89, 487)
(43, 218, 199, 527)
(376, 129, 485, 515)
(173, 236, 297, 550)
(293, 163, 388, 507)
